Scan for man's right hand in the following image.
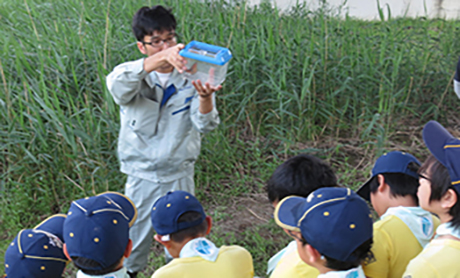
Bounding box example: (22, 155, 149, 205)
(143, 43, 187, 74)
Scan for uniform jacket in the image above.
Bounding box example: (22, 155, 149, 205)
(107, 58, 220, 183)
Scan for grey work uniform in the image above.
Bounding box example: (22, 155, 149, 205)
(106, 58, 220, 273)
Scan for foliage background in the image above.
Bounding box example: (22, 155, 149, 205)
(1, 0, 459, 276)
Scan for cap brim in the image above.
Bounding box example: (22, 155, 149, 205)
(274, 196, 305, 232)
(423, 121, 453, 167)
(33, 214, 67, 241)
(97, 192, 138, 227)
(356, 177, 372, 201)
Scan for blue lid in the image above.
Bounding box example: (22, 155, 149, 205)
(179, 41, 232, 66)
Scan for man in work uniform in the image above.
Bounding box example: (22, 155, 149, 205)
(106, 5, 221, 277)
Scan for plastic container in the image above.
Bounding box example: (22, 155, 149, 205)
(179, 41, 232, 87)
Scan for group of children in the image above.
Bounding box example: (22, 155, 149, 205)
(4, 119, 460, 277)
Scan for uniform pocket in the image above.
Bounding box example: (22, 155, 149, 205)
(126, 95, 160, 137)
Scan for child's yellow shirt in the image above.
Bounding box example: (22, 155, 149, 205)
(151, 245, 253, 278)
(362, 214, 440, 278)
(403, 238, 460, 278)
(269, 242, 319, 278)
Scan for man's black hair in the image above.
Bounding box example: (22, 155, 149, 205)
(368, 161, 420, 205)
(420, 155, 460, 229)
(266, 154, 338, 203)
(170, 211, 208, 243)
(132, 5, 177, 41)
(71, 256, 121, 276)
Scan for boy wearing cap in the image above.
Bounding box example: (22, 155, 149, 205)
(275, 187, 373, 277)
(63, 192, 138, 278)
(106, 6, 222, 276)
(356, 151, 440, 278)
(403, 120, 460, 277)
(266, 154, 338, 278)
(150, 190, 254, 278)
(4, 214, 69, 278)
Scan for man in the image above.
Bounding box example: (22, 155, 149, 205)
(106, 5, 221, 277)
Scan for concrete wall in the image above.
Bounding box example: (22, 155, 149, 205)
(246, 0, 460, 19)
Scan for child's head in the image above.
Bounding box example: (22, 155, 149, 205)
(266, 154, 338, 206)
(4, 214, 69, 278)
(418, 121, 460, 229)
(63, 192, 137, 275)
(275, 187, 373, 273)
(132, 5, 177, 42)
(356, 151, 420, 216)
(151, 191, 212, 257)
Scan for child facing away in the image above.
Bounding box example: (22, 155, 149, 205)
(62, 192, 138, 278)
(356, 151, 440, 278)
(4, 214, 69, 278)
(265, 154, 338, 278)
(150, 190, 254, 278)
(403, 120, 460, 277)
(275, 187, 374, 278)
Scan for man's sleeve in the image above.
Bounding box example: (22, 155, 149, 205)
(106, 58, 149, 105)
(362, 226, 391, 278)
(190, 93, 220, 133)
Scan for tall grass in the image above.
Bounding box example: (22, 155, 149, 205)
(1, 0, 459, 275)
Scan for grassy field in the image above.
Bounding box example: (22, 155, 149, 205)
(1, 0, 460, 276)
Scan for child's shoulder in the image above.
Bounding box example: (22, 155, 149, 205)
(219, 245, 253, 259)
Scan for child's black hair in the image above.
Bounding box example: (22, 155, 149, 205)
(132, 5, 177, 41)
(419, 155, 460, 229)
(71, 256, 121, 276)
(368, 161, 420, 205)
(266, 154, 337, 203)
(170, 211, 208, 243)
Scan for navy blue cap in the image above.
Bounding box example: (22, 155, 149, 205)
(423, 120, 460, 194)
(356, 151, 420, 200)
(151, 191, 206, 236)
(275, 187, 373, 262)
(4, 214, 69, 278)
(63, 192, 137, 271)
(455, 57, 460, 82)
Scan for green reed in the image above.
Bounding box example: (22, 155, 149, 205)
(1, 0, 459, 275)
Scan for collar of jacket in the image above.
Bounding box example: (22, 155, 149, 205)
(145, 69, 187, 89)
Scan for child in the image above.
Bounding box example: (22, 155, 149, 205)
(4, 214, 69, 278)
(266, 154, 338, 278)
(356, 151, 440, 278)
(403, 120, 460, 277)
(150, 190, 254, 278)
(275, 187, 373, 277)
(63, 192, 137, 278)
(106, 5, 222, 276)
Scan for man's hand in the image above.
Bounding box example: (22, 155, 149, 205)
(192, 80, 222, 99)
(192, 80, 221, 114)
(143, 43, 187, 73)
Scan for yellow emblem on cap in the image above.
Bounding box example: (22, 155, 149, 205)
(43, 245, 48, 250)
(323, 211, 330, 216)
(94, 238, 100, 243)
(40, 266, 45, 271)
(350, 224, 356, 229)
(113, 219, 118, 224)
(167, 203, 171, 208)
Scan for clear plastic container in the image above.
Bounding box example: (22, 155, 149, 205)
(179, 41, 232, 87)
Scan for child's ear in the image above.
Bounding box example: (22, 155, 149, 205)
(306, 244, 322, 264)
(137, 41, 147, 55)
(63, 243, 72, 261)
(124, 239, 133, 258)
(154, 234, 172, 249)
(441, 188, 458, 210)
(377, 174, 388, 193)
(205, 216, 212, 235)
